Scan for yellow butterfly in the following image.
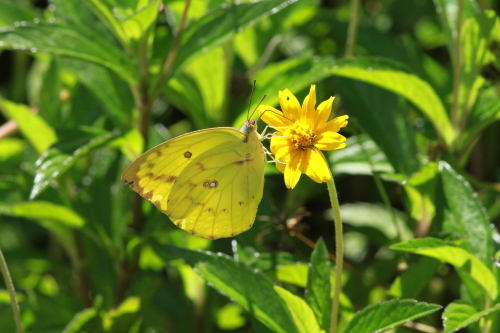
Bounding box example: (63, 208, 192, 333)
(122, 120, 265, 240)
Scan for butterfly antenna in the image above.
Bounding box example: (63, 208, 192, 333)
(247, 80, 257, 121)
(259, 107, 294, 124)
(252, 94, 267, 120)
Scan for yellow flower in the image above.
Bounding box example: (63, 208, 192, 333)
(259, 85, 348, 189)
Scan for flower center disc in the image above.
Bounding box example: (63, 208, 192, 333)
(286, 122, 315, 150)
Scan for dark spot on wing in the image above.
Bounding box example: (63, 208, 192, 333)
(239, 202, 244, 205)
(184, 151, 192, 158)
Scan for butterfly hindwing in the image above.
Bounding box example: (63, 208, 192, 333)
(167, 129, 265, 239)
(122, 124, 265, 239)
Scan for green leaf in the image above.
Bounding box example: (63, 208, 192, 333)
(433, 0, 479, 64)
(166, 47, 228, 128)
(27, 56, 63, 127)
(329, 134, 395, 176)
(442, 302, 500, 333)
(164, 245, 299, 333)
(437, 161, 493, 265)
(0, 99, 57, 154)
(458, 11, 500, 124)
(172, 0, 299, 77)
(391, 237, 497, 300)
(10, 201, 85, 228)
(339, 203, 412, 242)
(30, 129, 119, 199)
(388, 256, 441, 298)
(343, 299, 441, 333)
(332, 77, 419, 175)
(327, 57, 456, 147)
(275, 263, 309, 288)
(403, 162, 439, 223)
(81, 0, 130, 45)
(274, 286, 322, 333)
(62, 58, 134, 127)
(304, 238, 331, 332)
(0, 0, 40, 27)
(234, 56, 333, 127)
(0, 23, 137, 84)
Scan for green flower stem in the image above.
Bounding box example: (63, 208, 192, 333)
(327, 175, 343, 333)
(0, 245, 23, 333)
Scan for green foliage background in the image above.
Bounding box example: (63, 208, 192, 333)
(0, 0, 500, 332)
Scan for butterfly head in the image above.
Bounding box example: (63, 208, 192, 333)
(240, 119, 258, 136)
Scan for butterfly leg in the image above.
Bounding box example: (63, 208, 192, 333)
(260, 125, 287, 140)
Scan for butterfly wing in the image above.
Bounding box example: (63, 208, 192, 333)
(122, 125, 265, 239)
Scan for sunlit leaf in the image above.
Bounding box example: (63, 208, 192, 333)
(274, 286, 322, 333)
(327, 57, 455, 147)
(343, 299, 441, 333)
(0, 99, 57, 154)
(11, 201, 85, 228)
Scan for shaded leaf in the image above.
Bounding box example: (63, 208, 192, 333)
(388, 256, 441, 299)
(30, 129, 119, 199)
(434, 0, 479, 64)
(0, 23, 137, 84)
(437, 161, 493, 265)
(172, 0, 299, 77)
(304, 238, 331, 332)
(333, 78, 419, 175)
(329, 135, 394, 176)
(343, 299, 441, 333)
(391, 237, 497, 300)
(163, 245, 299, 333)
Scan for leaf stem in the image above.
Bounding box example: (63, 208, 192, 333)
(151, 0, 191, 100)
(345, 0, 361, 58)
(0, 245, 24, 333)
(327, 175, 343, 333)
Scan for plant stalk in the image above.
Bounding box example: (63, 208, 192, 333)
(151, 0, 192, 100)
(327, 175, 343, 333)
(345, 0, 361, 58)
(0, 245, 24, 333)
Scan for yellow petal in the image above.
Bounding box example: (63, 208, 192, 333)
(284, 151, 303, 189)
(270, 135, 287, 152)
(259, 106, 289, 128)
(319, 115, 349, 133)
(315, 132, 347, 150)
(302, 85, 316, 125)
(314, 96, 334, 129)
(304, 148, 332, 183)
(279, 89, 301, 120)
(276, 158, 286, 173)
